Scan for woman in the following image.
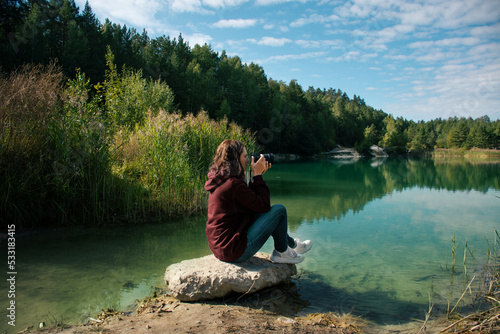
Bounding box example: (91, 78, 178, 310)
(205, 139, 312, 264)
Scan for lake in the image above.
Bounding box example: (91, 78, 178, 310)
(2, 157, 499, 331)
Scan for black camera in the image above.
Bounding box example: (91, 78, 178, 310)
(251, 153, 275, 164)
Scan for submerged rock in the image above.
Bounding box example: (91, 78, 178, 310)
(164, 252, 296, 301)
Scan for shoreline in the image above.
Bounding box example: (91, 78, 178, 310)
(19, 292, 450, 334)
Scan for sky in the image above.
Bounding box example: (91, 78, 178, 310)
(75, 0, 500, 122)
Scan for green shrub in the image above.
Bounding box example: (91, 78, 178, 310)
(0, 64, 64, 226)
(104, 48, 175, 130)
(1, 63, 256, 227)
(112, 111, 257, 219)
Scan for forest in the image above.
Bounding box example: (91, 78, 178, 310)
(2, 0, 499, 155)
(1, 0, 499, 226)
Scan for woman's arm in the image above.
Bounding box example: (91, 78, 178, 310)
(232, 176, 271, 213)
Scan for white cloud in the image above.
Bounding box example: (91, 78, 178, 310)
(83, 0, 164, 28)
(170, 0, 212, 14)
(254, 51, 328, 64)
(203, 0, 249, 8)
(415, 51, 455, 63)
(295, 39, 342, 49)
(225, 37, 293, 49)
(337, 51, 377, 62)
(467, 42, 500, 60)
(409, 37, 482, 49)
(258, 37, 292, 46)
(328, 51, 359, 62)
(384, 54, 408, 61)
(213, 18, 258, 28)
(169, 0, 249, 13)
(377, 24, 414, 40)
(385, 54, 500, 120)
(256, 0, 308, 5)
(290, 14, 340, 28)
(471, 23, 500, 37)
(185, 33, 213, 47)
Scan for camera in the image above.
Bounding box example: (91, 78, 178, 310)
(251, 153, 275, 164)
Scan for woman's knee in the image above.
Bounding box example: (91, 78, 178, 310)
(271, 204, 287, 217)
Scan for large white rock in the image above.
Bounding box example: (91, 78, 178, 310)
(164, 252, 297, 301)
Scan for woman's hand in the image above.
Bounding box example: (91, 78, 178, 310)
(251, 154, 271, 176)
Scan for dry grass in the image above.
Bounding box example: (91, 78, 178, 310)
(296, 312, 368, 333)
(0, 63, 63, 157)
(440, 271, 499, 333)
(440, 231, 500, 333)
(1, 64, 257, 226)
(433, 148, 500, 159)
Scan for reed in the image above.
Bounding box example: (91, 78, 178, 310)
(0, 64, 64, 225)
(111, 110, 257, 220)
(1, 63, 257, 227)
(441, 230, 499, 333)
(451, 235, 457, 274)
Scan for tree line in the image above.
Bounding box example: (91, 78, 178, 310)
(1, 0, 499, 156)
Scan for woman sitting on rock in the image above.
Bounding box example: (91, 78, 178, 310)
(205, 139, 312, 264)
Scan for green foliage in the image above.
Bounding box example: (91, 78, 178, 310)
(104, 48, 175, 130)
(0, 64, 64, 224)
(112, 111, 256, 218)
(381, 115, 408, 154)
(49, 77, 112, 224)
(2, 0, 498, 158)
(2, 1, 498, 228)
(447, 121, 469, 148)
(0, 65, 255, 227)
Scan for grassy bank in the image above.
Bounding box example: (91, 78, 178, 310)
(0, 63, 256, 228)
(432, 148, 500, 159)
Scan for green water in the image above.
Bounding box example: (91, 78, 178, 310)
(2, 158, 499, 331)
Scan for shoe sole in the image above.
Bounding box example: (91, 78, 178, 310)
(295, 244, 312, 254)
(270, 256, 305, 264)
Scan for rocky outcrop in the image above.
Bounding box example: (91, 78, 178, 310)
(320, 146, 361, 159)
(317, 145, 389, 159)
(370, 145, 389, 157)
(164, 252, 296, 302)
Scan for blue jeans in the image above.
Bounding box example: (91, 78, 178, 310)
(234, 204, 296, 262)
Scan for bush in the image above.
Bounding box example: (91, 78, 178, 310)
(112, 111, 257, 219)
(104, 48, 175, 130)
(1, 64, 256, 227)
(0, 64, 64, 225)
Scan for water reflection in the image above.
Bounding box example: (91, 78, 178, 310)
(1, 217, 211, 332)
(262, 158, 499, 323)
(266, 158, 499, 227)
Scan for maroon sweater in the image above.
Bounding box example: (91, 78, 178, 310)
(205, 173, 271, 262)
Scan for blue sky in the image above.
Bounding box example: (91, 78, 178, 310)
(76, 0, 500, 121)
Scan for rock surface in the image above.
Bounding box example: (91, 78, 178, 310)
(370, 145, 389, 157)
(164, 252, 297, 301)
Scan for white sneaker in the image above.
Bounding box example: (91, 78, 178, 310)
(270, 246, 304, 264)
(293, 238, 312, 254)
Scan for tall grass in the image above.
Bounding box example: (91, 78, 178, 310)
(112, 111, 256, 220)
(0, 64, 64, 225)
(1, 61, 256, 228)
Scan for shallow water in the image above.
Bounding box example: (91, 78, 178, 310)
(2, 158, 499, 331)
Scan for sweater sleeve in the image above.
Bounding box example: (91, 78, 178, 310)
(232, 175, 271, 213)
